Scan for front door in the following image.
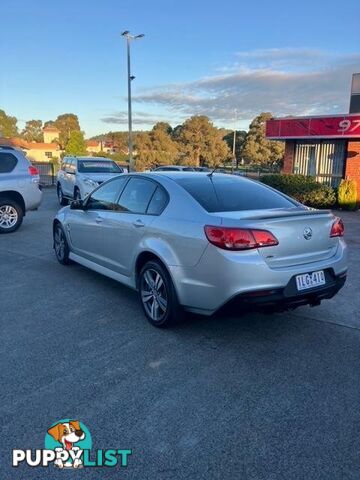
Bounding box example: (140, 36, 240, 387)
(68, 176, 128, 267)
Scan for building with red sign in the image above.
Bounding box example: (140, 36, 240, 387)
(266, 74, 360, 201)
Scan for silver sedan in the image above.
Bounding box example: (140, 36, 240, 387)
(53, 172, 347, 327)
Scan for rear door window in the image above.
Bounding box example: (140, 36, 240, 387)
(0, 152, 18, 173)
(117, 177, 157, 214)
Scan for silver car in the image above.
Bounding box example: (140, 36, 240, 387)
(56, 156, 124, 205)
(0, 146, 42, 233)
(53, 172, 347, 327)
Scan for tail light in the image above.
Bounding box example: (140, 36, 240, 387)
(330, 217, 344, 237)
(204, 226, 279, 251)
(28, 165, 39, 176)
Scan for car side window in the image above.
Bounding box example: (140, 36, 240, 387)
(86, 177, 128, 211)
(147, 187, 168, 215)
(0, 152, 18, 173)
(117, 178, 157, 214)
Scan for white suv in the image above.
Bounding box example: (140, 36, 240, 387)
(0, 147, 42, 233)
(56, 156, 124, 205)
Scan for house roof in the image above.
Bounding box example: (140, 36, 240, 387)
(43, 126, 59, 132)
(86, 140, 100, 147)
(0, 138, 60, 150)
(27, 142, 59, 150)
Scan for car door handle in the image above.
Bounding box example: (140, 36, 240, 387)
(133, 219, 145, 228)
(95, 216, 103, 224)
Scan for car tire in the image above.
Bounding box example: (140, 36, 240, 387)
(53, 223, 71, 265)
(0, 198, 23, 233)
(138, 260, 182, 327)
(57, 184, 68, 206)
(74, 187, 81, 201)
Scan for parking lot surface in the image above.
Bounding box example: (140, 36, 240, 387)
(1, 188, 360, 479)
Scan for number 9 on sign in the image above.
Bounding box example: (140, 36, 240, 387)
(338, 119, 351, 132)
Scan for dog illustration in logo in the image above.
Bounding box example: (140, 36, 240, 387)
(47, 420, 85, 468)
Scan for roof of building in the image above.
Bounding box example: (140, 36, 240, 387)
(0, 138, 60, 150)
(43, 126, 59, 132)
(86, 140, 100, 147)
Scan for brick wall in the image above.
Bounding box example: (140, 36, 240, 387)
(282, 141, 295, 174)
(345, 140, 360, 201)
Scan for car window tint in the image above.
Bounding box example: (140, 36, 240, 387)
(147, 187, 168, 215)
(117, 178, 157, 214)
(175, 175, 296, 212)
(87, 177, 128, 210)
(0, 152, 18, 173)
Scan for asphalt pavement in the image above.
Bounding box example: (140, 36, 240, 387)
(1, 188, 359, 479)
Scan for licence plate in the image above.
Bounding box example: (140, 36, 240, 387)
(296, 270, 325, 291)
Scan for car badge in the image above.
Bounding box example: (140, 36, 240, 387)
(303, 227, 313, 240)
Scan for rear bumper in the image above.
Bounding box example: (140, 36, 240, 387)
(24, 185, 43, 212)
(170, 239, 347, 315)
(225, 270, 346, 312)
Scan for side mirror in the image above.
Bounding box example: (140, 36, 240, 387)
(70, 199, 84, 210)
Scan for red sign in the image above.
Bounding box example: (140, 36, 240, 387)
(266, 114, 360, 139)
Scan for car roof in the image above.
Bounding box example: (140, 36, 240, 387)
(64, 156, 113, 161)
(147, 171, 251, 183)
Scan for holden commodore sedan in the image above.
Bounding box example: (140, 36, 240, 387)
(53, 172, 347, 327)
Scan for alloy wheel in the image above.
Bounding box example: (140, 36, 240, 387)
(140, 268, 168, 322)
(54, 227, 66, 261)
(0, 205, 18, 229)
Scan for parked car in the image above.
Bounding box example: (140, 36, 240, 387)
(0, 146, 42, 233)
(153, 165, 195, 171)
(56, 156, 124, 205)
(53, 172, 347, 327)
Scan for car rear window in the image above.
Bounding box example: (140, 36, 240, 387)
(77, 160, 122, 173)
(0, 152, 18, 173)
(174, 175, 296, 212)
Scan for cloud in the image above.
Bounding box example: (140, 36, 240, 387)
(101, 110, 172, 126)
(133, 49, 360, 123)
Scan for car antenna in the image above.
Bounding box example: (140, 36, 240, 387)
(207, 167, 217, 177)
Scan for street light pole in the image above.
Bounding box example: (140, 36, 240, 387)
(121, 31, 144, 172)
(232, 109, 237, 174)
(126, 36, 133, 171)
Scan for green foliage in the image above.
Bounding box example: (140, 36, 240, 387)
(135, 123, 179, 171)
(260, 174, 336, 209)
(176, 115, 230, 168)
(52, 113, 81, 150)
(338, 179, 358, 210)
(242, 112, 284, 166)
(64, 131, 87, 156)
(92, 151, 128, 164)
(0, 109, 18, 137)
(22, 119, 43, 142)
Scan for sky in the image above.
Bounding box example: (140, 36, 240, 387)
(1, 0, 359, 138)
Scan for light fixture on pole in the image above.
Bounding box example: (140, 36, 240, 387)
(121, 30, 145, 172)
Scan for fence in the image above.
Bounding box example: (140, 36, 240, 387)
(33, 162, 55, 187)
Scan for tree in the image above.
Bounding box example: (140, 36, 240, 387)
(22, 119, 43, 142)
(44, 120, 56, 128)
(65, 131, 87, 156)
(135, 122, 179, 171)
(241, 112, 284, 166)
(176, 116, 230, 168)
(53, 113, 81, 150)
(0, 109, 18, 137)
